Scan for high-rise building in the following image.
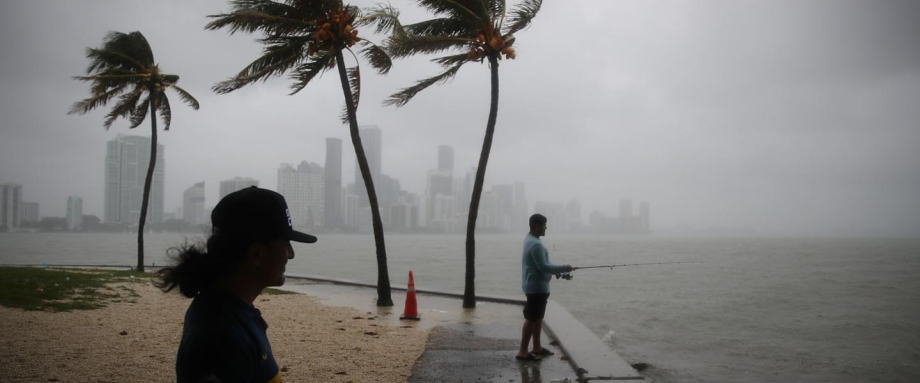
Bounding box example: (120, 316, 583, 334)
(1, 183, 22, 230)
(278, 162, 324, 229)
(183, 182, 206, 225)
(639, 201, 651, 233)
(353, 125, 382, 198)
(425, 169, 453, 229)
(219, 177, 259, 199)
(618, 199, 634, 219)
(324, 138, 343, 229)
(104, 135, 165, 225)
(438, 145, 454, 173)
(492, 184, 515, 231)
(20, 201, 39, 224)
(534, 201, 568, 231)
(513, 181, 528, 231)
(67, 196, 83, 230)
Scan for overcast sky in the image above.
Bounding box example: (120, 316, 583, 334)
(1, 0, 918, 236)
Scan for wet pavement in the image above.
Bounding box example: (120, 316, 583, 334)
(281, 278, 580, 382)
(408, 323, 573, 383)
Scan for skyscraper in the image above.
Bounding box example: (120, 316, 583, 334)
(353, 125, 382, 191)
(67, 196, 83, 230)
(219, 177, 259, 199)
(183, 182, 206, 225)
(425, 169, 453, 229)
(20, 201, 39, 225)
(438, 145, 454, 173)
(639, 201, 651, 233)
(1, 183, 22, 230)
(278, 162, 325, 229)
(325, 138, 343, 229)
(104, 135, 164, 225)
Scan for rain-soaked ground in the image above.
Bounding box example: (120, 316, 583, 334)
(280, 278, 577, 383)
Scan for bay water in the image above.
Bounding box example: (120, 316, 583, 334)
(1, 232, 918, 382)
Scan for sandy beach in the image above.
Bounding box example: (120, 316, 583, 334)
(0, 281, 428, 382)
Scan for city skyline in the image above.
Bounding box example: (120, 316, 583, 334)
(2, 0, 918, 237)
(1, 133, 652, 234)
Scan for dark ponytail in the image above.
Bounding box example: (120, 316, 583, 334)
(156, 232, 255, 298)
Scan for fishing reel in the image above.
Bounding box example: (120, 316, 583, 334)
(556, 272, 573, 280)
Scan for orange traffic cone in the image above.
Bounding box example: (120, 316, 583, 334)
(400, 271, 420, 320)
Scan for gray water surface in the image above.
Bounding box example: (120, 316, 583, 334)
(2, 233, 918, 382)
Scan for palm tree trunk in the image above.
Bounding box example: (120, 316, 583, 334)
(137, 97, 158, 273)
(335, 49, 393, 306)
(463, 55, 500, 308)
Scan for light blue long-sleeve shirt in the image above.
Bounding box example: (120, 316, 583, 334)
(522, 234, 568, 294)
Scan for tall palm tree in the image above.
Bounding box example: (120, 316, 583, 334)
(378, 0, 542, 308)
(207, 0, 396, 306)
(70, 31, 200, 273)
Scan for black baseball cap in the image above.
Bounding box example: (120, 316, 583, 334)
(211, 186, 317, 243)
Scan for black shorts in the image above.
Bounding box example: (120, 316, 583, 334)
(523, 293, 550, 321)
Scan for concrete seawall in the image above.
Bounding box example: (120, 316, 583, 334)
(284, 273, 646, 382)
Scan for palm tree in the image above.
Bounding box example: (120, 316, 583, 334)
(378, 0, 542, 308)
(207, 0, 396, 306)
(70, 31, 200, 273)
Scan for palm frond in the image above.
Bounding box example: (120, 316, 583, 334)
(158, 93, 172, 130)
(417, 0, 487, 22)
(287, 51, 337, 95)
(358, 40, 392, 74)
(385, 61, 465, 107)
(488, 0, 506, 23)
(358, 4, 404, 35)
(432, 52, 471, 68)
(88, 31, 155, 72)
(104, 85, 145, 129)
(169, 84, 200, 110)
(403, 17, 471, 37)
(68, 82, 129, 115)
(86, 48, 149, 74)
(213, 35, 312, 94)
(206, 9, 314, 36)
(503, 0, 541, 36)
(339, 65, 360, 123)
(387, 34, 472, 58)
(129, 96, 151, 129)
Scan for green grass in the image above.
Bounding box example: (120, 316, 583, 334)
(0, 266, 151, 312)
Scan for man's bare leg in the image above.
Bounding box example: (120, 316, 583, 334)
(531, 319, 545, 353)
(517, 320, 535, 357)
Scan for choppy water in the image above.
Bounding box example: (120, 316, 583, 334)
(2, 233, 919, 382)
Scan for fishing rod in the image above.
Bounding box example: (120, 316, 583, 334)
(556, 260, 701, 280)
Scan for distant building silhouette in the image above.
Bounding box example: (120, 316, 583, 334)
(353, 126, 382, 207)
(324, 138, 343, 229)
(639, 201, 651, 233)
(219, 177, 259, 199)
(67, 196, 83, 231)
(278, 162, 324, 229)
(589, 198, 652, 234)
(438, 145, 454, 173)
(20, 201, 39, 225)
(1, 183, 22, 230)
(182, 182, 206, 225)
(425, 169, 453, 230)
(104, 135, 164, 225)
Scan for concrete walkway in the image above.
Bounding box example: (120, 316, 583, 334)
(280, 277, 646, 383)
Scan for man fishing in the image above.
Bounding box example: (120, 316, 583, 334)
(516, 213, 573, 361)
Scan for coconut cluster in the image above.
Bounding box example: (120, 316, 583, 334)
(467, 26, 516, 61)
(308, 9, 359, 55)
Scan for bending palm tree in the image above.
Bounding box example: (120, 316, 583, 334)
(378, 0, 542, 308)
(70, 31, 200, 273)
(207, 0, 396, 306)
